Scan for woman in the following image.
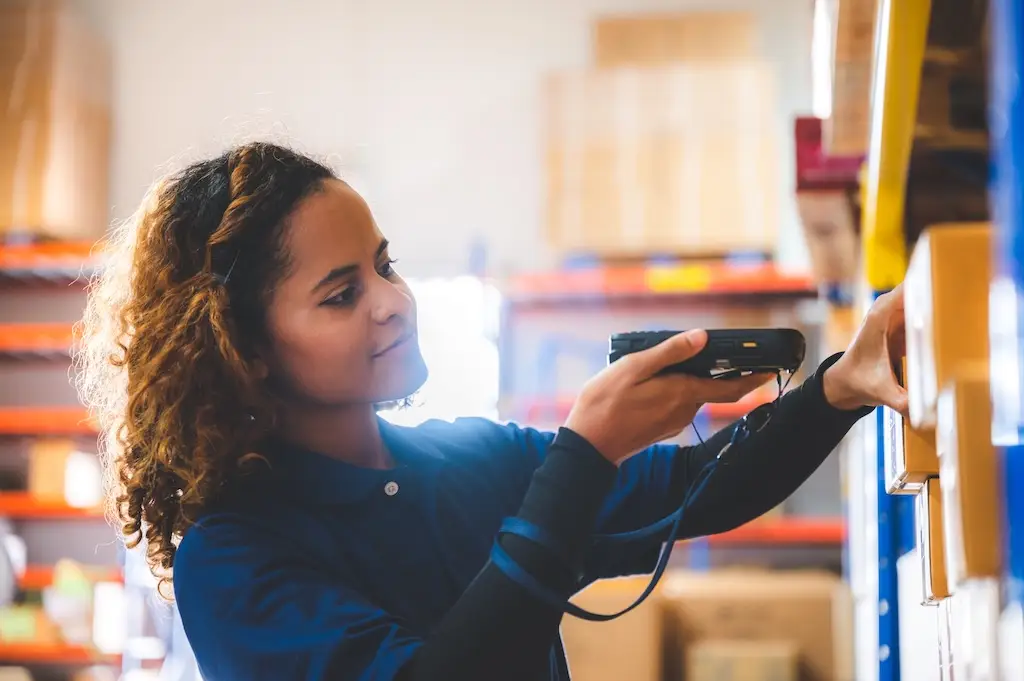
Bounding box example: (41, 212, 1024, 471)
(76, 142, 906, 681)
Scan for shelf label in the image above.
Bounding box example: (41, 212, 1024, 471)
(644, 265, 712, 293)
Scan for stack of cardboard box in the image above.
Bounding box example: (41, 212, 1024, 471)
(544, 13, 781, 260)
(0, 0, 112, 242)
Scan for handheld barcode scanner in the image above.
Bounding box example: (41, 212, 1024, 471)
(608, 328, 807, 459)
(608, 328, 806, 379)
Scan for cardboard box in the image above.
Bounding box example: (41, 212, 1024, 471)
(27, 438, 101, 508)
(544, 64, 780, 258)
(883, 405, 938, 495)
(593, 13, 757, 67)
(935, 368, 1003, 587)
(793, 117, 862, 287)
(826, 0, 878, 156)
(916, 477, 950, 602)
(662, 569, 854, 681)
(795, 190, 860, 286)
(0, 0, 112, 240)
(687, 639, 799, 681)
(883, 360, 939, 495)
(916, 59, 988, 151)
(27, 438, 77, 501)
(561, 577, 662, 681)
(903, 223, 991, 428)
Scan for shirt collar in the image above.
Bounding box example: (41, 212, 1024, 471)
(266, 417, 445, 505)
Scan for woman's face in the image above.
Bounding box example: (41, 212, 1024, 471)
(261, 179, 428, 406)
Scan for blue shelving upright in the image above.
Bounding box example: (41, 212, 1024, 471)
(990, 0, 1024, 610)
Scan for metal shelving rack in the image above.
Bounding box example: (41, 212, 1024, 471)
(989, 0, 1024, 675)
(0, 243, 120, 673)
(852, 0, 1018, 678)
(856, 2, 932, 678)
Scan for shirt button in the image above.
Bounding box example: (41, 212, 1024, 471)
(384, 481, 399, 497)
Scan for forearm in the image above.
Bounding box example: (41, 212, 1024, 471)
(399, 429, 616, 681)
(668, 353, 872, 538)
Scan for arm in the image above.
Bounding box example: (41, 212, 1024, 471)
(173, 430, 617, 681)
(582, 353, 871, 578)
(665, 352, 872, 538)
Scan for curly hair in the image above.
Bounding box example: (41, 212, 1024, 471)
(74, 142, 334, 596)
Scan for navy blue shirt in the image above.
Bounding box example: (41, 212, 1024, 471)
(174, 418, 680, 681)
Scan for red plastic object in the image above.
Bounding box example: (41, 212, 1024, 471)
(795, 117, 865, 191)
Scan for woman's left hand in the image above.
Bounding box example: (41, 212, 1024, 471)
(822, 285, 908, 416)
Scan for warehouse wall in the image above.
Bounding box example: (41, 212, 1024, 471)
(83, 0, 814, 276)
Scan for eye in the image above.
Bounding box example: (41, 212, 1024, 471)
(323, 285, 360, 307)
(378, 258, 399, 278)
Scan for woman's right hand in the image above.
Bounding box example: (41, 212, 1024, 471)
(565, 330, 773, 465)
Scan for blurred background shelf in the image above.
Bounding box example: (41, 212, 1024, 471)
(18, 565, 123, 591)
(698, 517, 845, 546)
(0, 324, 75, 357)
(0, 243, 96, 284)
(0, 643, 118, 666)
(506, 262, 817, 306)
(0, 408, 96, 436)
(0, 493, 103, 520)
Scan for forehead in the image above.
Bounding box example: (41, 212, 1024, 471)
(284, 179, 385, 271)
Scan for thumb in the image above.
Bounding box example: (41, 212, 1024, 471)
(630, 329, 708, 379)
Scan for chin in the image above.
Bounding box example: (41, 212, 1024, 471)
(372, 353, 429, 404)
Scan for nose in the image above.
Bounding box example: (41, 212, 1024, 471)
(368, 276, 413, 325)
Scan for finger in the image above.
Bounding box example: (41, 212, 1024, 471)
(879, 283, 904, 310)
(628, 329, 708, 379)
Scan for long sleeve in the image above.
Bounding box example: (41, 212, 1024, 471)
(583, 352, 872, 579)
(665, 351, 872, 538)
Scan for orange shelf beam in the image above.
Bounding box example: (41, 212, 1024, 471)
(0, 407, 96, 435)
(699, 517, 846, 546)
(0, 323, 75, 354)
(0, 492, 103, 519)
(506, 262, 816, 303)
(19, 565, 123, 591)
(0, 242, 97, 270)
(0, 642, 118, 665)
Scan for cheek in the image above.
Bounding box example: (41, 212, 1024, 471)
(267, 314, 373, 400)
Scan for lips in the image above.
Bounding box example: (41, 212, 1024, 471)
(374, 331, 412, 358)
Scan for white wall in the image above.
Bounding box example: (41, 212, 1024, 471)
(84, 0, 814, 276)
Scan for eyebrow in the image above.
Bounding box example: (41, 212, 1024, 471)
(312, 239, 389, 292)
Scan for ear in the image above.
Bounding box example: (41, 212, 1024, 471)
(251, 356, 270, 381)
